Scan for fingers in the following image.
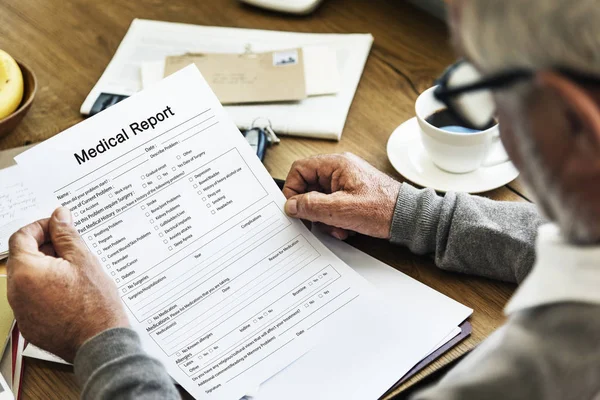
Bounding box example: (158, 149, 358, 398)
(283, 155, 345, 198)
(8, 218, 51, 256)
(39, 243, 57, 257)
(314, 222, 350, 240)
(283, 159, 318, 198)
(7, 219, 52, 277)
(285, 191, 349, 227)
(48, 207, 88, 263)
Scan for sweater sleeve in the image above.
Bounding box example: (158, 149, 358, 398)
(74, 327, 180, 400)
(390, 183, 544, 282)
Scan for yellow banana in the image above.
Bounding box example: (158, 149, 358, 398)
(0, 49, 24, 120)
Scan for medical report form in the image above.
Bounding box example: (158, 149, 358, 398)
(15, 66, 382, 399)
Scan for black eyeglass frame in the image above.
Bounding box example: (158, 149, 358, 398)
(433, 60, 600, 130)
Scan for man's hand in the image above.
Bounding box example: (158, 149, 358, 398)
(283, 153, 401, 240)
(7, 207, 129, 362)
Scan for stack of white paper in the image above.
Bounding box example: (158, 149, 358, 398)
(81, 19, 373, 140)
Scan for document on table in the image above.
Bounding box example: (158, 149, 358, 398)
(0, 166, 43, 259)
(253, 230, 472, 399)
(19, 228, 472, 399)
(16, 65, 382, 399)
(80, 19, 372, 140)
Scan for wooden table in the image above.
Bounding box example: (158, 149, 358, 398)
(0, 0, 530, 398)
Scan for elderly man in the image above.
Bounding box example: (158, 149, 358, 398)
(7, 0, 600, 398)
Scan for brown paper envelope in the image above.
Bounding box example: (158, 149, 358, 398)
(164, 49, 307, 104)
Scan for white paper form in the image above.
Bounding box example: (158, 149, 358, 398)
(16, 65, 380, 399)
(253, 231, 472, 399)
(81, 19, 372, 140)
(0, 166, 43, 258)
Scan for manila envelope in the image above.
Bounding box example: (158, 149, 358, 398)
(164, 49, 307, 104)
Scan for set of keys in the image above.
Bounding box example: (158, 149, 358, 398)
(241, 118, 280, 162)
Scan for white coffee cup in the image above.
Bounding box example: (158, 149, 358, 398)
(415, 86, 508, 174)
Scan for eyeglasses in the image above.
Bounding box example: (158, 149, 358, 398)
(433, 60, 600, 130)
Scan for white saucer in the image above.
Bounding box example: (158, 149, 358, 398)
(386, 118, 519, 193)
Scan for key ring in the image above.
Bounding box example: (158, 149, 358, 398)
(251, 117, 280, 144)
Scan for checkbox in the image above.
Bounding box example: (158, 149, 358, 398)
(109, 193, 113, 198)
(318, 275, 323, 279)
(202, 197, 206, 201)
(163, 239, 168, 244)
(209, 349, 213, 353)
(154, 226, 159, 230)
(319, 294, 323, 298)
(172, 167, 176, 171)
(122, 288, 127, 293)
(211, 210, 216, 215)
(177, 155, 181, 160)
(116, 278, 120, 283)
(93, 243, 97, 247)
(141, 175, 145, 180)
(198, 355, 203, 360)
(168, 246, 173, 251)
(97, 250, 102, 255)
(304, 303, 309, 308)
(189, 177, 193, 182)
(308, 282, 313, 286)
(253, 319, 257, 323)
(106, 265, 111, 269)
(159, 232, 164, 237)
(263, 312, 268, 316)
(145, 212, 150, 217)
(157, 175, 162, 180)
(148, 319, 152, 324)
(88, 236, 93, 240)
(150, 219, 154, 223)
(102, 257, 106, 262)
(193, 184, 198, 188)
(206, 203, 211, 208)
(143, 183, 147, 188)
(141, 205, 146, 210)
(74, 212, 78, 217)
(198, 191, 202, 195)
(176, 352, 181, 356)
(111, 271, 116, 276)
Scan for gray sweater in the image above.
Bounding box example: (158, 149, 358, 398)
(73, 183, 600, 399)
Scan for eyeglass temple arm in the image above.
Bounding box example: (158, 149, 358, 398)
(435, 69, 534, 99)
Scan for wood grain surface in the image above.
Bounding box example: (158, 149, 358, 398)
(0, 0, 530, 398)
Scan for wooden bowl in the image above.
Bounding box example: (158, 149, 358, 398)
(0, 61, 37, 138)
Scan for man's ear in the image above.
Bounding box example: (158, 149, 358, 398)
(536, 71, 600, 152)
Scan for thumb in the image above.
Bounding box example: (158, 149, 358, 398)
(49, 207, 87, 262)
(285, 191, 348, 227)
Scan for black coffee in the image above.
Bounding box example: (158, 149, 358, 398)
(425, 109, 496, 132)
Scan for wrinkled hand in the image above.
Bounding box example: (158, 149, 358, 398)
(7, 207, 129, 362)
(283, 153, 401, 240)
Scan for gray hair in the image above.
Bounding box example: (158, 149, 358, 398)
(457, 0, 600, 75)
(456, 0, 600, 243)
